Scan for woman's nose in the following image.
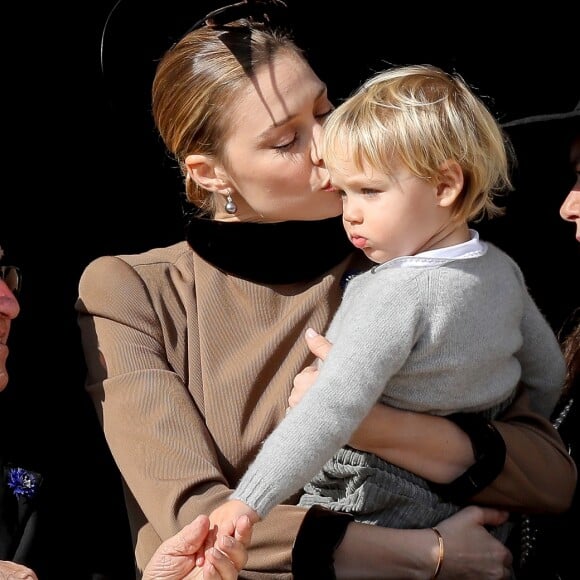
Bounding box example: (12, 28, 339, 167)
(311, 123, 325, 166)
(559, 189, 580, 223)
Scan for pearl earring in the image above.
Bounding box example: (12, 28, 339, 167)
(224, 189, 237, 214)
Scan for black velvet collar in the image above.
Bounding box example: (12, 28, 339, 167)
(185, 215, 354, 284)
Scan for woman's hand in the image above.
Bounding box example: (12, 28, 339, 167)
(289, 366, 318, 409)
(288, 328, 327, 409)
(435, 506, 512, 579)
(334, 505, 512, 579)
(142, 514, 252, 580)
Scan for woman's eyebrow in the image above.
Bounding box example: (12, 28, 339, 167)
(257, 84, 328, 140)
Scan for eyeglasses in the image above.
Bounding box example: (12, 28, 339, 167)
(0, 266, 22, 296)
(178, 0, 288, 41)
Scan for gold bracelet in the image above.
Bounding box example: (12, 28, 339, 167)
(431, 527, 444, 579)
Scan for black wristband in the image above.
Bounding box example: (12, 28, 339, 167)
(292, 505, 354, 579)
(429, 412, 506, 503)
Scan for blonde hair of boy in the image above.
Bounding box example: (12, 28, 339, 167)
(322, 64, 514, 222)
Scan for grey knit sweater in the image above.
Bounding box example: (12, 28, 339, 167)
(232, 236, 566, 523)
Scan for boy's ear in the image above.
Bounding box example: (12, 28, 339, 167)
(436, 160, 464, 208)
(184, 154, 228, 192)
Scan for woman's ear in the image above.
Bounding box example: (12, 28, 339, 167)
(436, 160, 464, 208)
(185, 154, 227, 192)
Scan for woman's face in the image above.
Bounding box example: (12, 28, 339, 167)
(216, 52, 342, 222)
(560, 135, 580, 242)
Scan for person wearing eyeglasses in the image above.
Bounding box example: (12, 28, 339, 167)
(1, 247, 39, 580)
(0, 247, 251, 580)
(78, 2, 575, 578)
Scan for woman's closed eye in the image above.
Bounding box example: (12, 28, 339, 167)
(273, 133, 299, 151)
(272, 107, 334, 152)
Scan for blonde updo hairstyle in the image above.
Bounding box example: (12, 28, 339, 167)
(152, 22, 302, 215)
(322, 64, 514, 222)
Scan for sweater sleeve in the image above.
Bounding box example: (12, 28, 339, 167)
(77, 255, 307, 576)
(517, 286, 567, 417)
(232, 273, 422, 516)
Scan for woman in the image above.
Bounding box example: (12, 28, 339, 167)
(502, 101, 579, 580)
(77, 8, 575, 579)
(207, 63, 566, 537)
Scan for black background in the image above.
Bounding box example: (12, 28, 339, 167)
(1, 1, 578, 577)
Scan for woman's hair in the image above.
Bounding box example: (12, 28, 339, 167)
(322, 64, 514, 222)
(560, 308, 580, 397)
(152, 21, 303, 215)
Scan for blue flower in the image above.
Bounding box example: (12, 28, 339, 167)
(6, 467, 42, 499)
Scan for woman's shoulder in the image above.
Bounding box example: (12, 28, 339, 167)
(78, 241, 192, 302)
(81, 241, 190, 279)
(90, 241, 190, 269)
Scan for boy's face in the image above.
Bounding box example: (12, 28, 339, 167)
(328, 154, 462, 264)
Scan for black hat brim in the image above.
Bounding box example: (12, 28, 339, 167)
(502, 102, 580, 140)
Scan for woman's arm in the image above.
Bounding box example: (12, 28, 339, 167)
(349, 402, 474, 482)
(292, 504, 512, 579)
(292, 364, 474, 482)
(76, 255, 308, 575)
(475, 388, 576, 512)
(337, 506, 512, 579)
(353, 389, 576, 512)
(298, 329, 576, 512)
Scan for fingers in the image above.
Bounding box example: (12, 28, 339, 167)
(151, 514, 211, 561)
(203, 546, 241, 580)
(217, 532, 248, 571)
(473, 509, 514, 572)
(290, 366, 318, 407)
(207, 517, 252, 577)
(304, 328, 332, 361)
(234, 514, 254, 547)
(196, 521, 217, 567)
(179, 514, 212, 553)
(471, 506, 510, 527)
(289, 328, 332, 410)
(437, 506, 513, 578)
